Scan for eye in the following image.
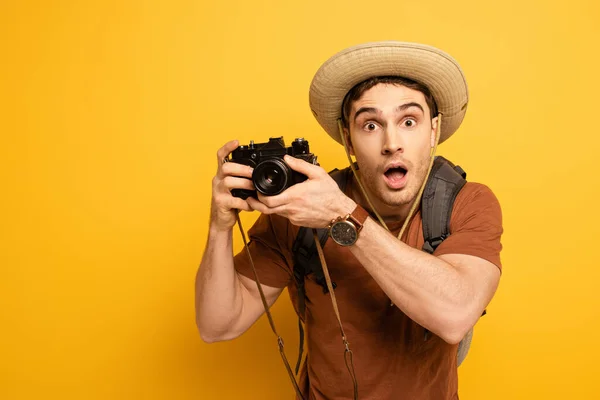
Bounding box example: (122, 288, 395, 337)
(364, 122, 378, 132)
(403, 118, 417, 128)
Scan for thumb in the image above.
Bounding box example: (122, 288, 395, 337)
(284, 155, 320, 179)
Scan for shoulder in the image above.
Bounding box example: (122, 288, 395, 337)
(454, 182, 501, 209)
(436, 181, 504, 269)
(451, 182, 503, 229)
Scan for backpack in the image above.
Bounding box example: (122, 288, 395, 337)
(291, 156, 482, 375)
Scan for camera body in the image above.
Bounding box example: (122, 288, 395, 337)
(229, 137, 318, 199)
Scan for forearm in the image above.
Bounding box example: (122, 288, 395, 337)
(349, 217, 477, 344)
(195, 225, 244, 342)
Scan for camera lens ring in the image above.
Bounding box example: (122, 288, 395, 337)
(253, 159, 291, 196)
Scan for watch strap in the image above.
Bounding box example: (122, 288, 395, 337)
(347, 204, 369, 232)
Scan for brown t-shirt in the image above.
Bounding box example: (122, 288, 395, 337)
(233, 173, 503, 400)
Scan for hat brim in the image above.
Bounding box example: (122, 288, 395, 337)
(309, 41, 469, 145)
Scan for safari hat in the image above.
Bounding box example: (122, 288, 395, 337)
(309, 41, 469, 144)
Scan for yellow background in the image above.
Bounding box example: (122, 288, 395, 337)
(1, 0, 599, 399)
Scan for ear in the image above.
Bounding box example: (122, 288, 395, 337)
(430, 116, 438, 148)
(343, 127, 355, 156)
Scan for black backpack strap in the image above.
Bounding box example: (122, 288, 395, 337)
(420, 156, 467, 341)
(292, 167, 351, 374)
(421, 156, 467, 255)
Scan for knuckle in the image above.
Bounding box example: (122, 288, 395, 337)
(235, 200, 245, 210)
(225, 177, 238, 190)
(217, 182, 229, 195)
(214, 195, 226, 208)
(221, 163, 232, 175)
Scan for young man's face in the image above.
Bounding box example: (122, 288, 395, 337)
(345, 83, 437, 216)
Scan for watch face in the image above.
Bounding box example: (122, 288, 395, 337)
(330, 221, 358, 246)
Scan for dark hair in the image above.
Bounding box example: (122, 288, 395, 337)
(340, 76, 438, 128)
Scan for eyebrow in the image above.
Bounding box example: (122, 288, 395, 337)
(396, 102, 424, 114)
(353, 107, 379, 122)
(353, 102, 425, 122)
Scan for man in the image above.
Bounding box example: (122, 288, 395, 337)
(195, 41, 503, 400)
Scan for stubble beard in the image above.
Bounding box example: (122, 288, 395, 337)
(357, 153, 431, 210)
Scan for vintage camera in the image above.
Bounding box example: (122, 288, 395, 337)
(228, 137, 318, 199)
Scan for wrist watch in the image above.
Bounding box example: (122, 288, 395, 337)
(328, 205, 370, 246)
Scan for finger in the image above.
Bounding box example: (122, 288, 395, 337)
(221, 176, 255, 191)
(221, 196, 253, 212)
(229, 197, 253, 212)
(216, 140, 239, 164)
(247, 197, 285, 215)
(283, 155, 322, 179)
(220, 162, 254, 179)
(257, 192, 290, 209)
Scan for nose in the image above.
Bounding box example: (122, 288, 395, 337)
(382, 126, 403, 155)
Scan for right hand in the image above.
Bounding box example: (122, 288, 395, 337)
(210, 140, 255, 232)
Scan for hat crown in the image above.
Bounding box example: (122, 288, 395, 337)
(309, 41, 469, 144)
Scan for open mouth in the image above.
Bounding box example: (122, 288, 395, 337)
(383, 164, 408, 189)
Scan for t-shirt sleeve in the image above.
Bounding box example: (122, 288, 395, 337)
(433, 182, 504, 271)
(233, 213, 294, 288)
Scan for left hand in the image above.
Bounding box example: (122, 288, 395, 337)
(247, 155, 357, 228)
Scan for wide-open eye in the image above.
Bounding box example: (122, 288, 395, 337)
(364, 122, 378, 132)
(403, 118, 417, 128)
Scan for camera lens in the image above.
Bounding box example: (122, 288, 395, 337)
(264, 170, 280, 185)
(253, 159, 290, 196)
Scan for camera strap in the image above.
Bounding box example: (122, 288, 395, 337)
(235, 211, 358, 400)
(311, 228, 359, 399)
(234, 212, 305, 400)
